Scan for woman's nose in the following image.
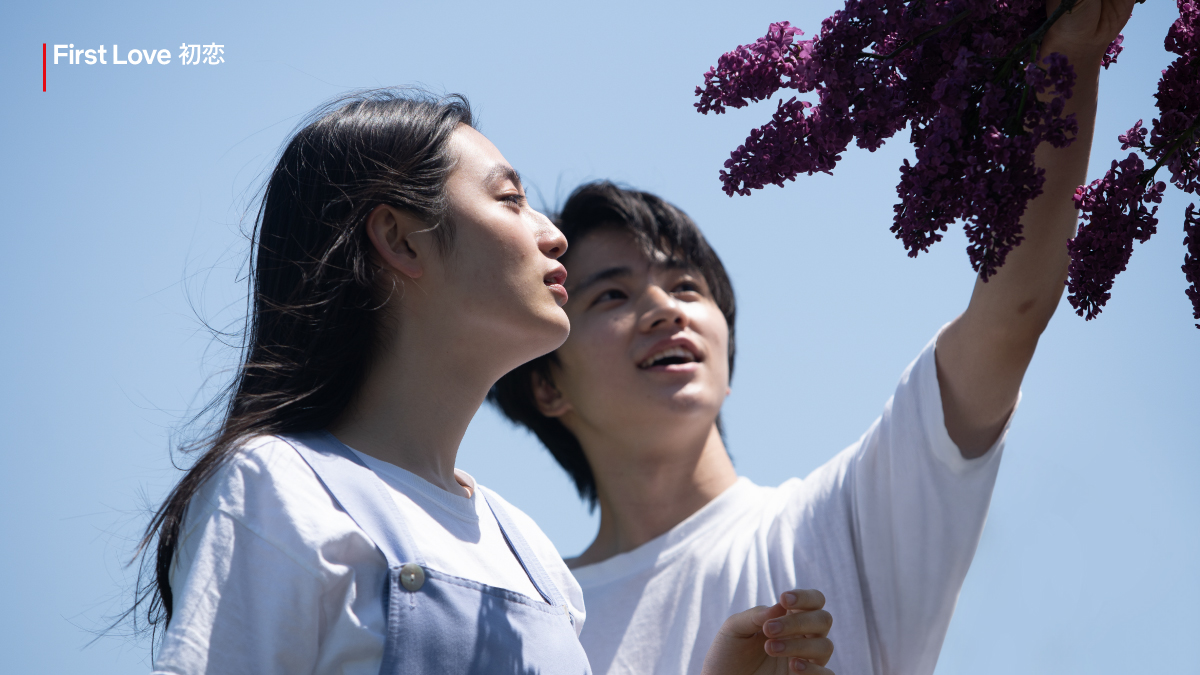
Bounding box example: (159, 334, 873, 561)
(536, 213, 568, 259)
(637, 285, 688, 332)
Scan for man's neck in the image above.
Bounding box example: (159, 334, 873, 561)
(569, 423, 738, 567)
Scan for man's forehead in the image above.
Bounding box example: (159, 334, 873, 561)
(564, 229, 699, 294)
(566, 227, 685, 271)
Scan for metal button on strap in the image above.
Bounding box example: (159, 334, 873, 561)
(399, 563, 425, 591)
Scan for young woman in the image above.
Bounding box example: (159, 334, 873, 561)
(138, 90, 833, 675)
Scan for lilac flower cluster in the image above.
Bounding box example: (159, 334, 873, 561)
(1066, 151, 1164, 320)
(1184, 205, 1200, 326)
(1067, 0, 1200, 325)
(1102, 34, 1125, 69)
(696, 1, 1090, 279)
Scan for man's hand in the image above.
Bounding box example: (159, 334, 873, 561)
(700, 589, 834, 675)
(937, 0, 1140, 458)
(1044, 0, 1142, 59)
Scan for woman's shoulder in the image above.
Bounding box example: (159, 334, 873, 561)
(162, 437, 388, 672)
(475, 485, 587, 632)
(187, 436, 327, 515)
(475, 486, 555, 552)
(180, 435, 368, 566)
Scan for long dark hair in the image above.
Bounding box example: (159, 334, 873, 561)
(132, 89, 474, 634)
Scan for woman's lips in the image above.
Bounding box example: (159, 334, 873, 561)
(545, 266, 568, 306)
(546, 283, 568, 306)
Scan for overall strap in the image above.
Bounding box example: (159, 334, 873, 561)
(282, 431, 424, 567)
(478, 486, 566, 608)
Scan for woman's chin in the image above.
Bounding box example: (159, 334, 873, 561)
(516, 306, 570, 357)
(540, 306, 571, 348)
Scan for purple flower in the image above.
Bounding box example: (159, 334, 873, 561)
(1166, 1, 1199, 56)
(1065, 0, 1200, 322)
(700, 1, 1200, 326)
(697, 1, 1079, 279)
(719, 98, 847, 196)
(1184, 203, 1200, 327)
(1118, 120, 1147, 151)
(1101, 34, 1124, 69)
(695, 22, 815, 115)
(1151, 7, 1200, 195)
(1066, 154, 1164, 320)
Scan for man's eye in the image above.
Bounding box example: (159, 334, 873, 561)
(501, 193, 525, 206)
(674, 280, 702, 295)
(593, 289, 627, 305)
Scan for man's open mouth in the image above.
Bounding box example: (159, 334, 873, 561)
(638, 346, 700, 369)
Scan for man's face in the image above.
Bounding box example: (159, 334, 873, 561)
(542, 228, 730, 448)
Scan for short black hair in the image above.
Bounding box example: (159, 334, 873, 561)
(488, 181, 736, 509)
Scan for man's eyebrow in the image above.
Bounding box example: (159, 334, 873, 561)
(484, 164, 523, 191)
(570, 265, 632, 293)
(660, 257, 695, 271)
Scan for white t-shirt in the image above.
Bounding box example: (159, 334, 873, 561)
(571, 333, 1012, 675)
(152, 435, 585, 675)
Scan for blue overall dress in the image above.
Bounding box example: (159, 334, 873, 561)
(284, 431, 592, 675)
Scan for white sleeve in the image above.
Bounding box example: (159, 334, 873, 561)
(847, 331, 1013, 675)
(152, 506, 324, 675)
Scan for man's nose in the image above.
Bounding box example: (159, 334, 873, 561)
(637, 286, 688, 332)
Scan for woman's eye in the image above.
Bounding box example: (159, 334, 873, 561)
(673, 280, 702, 295)
(501, 193, 525, 206)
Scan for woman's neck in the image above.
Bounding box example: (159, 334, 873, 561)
(328, 321, 499, 498)
(568, 423, 738, 567)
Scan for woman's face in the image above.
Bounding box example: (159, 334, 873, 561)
(434, 125, 570, 366)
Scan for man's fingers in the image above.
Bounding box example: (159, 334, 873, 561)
(720, 603, 787, 639)
(788, 657, 836, 675)
(762, 636, 835, 665)
(718, 588, 827, 639)
(780, 588, 825, 611)
(762, 608, 833, 638)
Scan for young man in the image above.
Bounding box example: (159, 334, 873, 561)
(491, 3, 1136, 674)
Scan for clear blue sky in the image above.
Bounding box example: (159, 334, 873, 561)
(2, 1, 1195, 673)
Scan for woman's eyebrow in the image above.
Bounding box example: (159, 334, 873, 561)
(484, 164, 523, 191)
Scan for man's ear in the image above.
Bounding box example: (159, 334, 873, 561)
(532, 370, 572, 418)
(365, 204, 431, 280)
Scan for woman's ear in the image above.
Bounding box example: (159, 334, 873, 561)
(365, 204, 430, 280)
(532, 370, 572, 418)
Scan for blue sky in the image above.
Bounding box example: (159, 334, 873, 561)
(2, 1, 1196, 673)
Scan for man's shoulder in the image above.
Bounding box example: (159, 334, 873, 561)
(572, 479, 790, 585)
(745, 444, 862, 507)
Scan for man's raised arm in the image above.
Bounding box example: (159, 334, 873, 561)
(937, 0, 1140, 457)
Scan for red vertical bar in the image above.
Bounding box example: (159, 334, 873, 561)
(42, 43, 46, 91)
